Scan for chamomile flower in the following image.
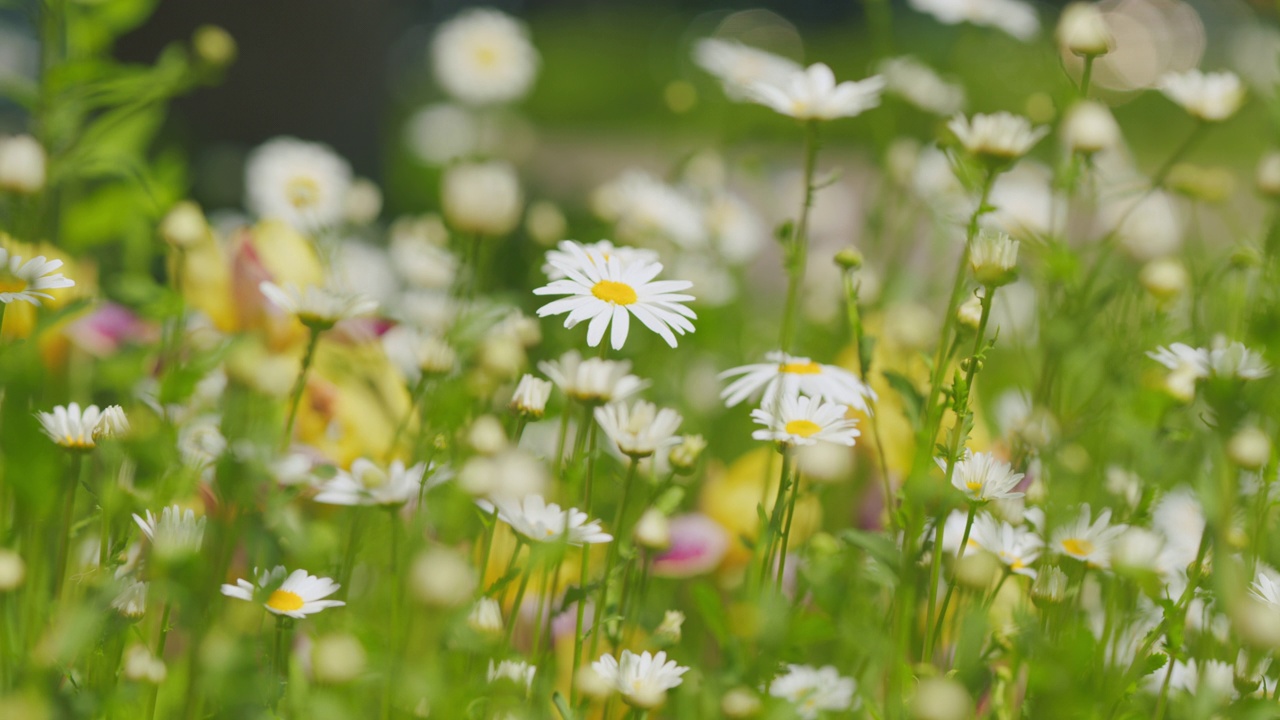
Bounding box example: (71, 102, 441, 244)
(1209, 341, 1271, 380)
(132, 506, 207, 559)
(1053, 504, 1127, 568)
(592, 173, 707, 249)
(312, 459, 428, 507)
(878, 56, 966, 116)
(1250, 572, 1280, 608)
(37, 403, 107, 450)
(221, 566, 345, 619)
(592, 650, 689, 705)
(259, 281, 378, 329)
(768, 664, 858, 719)
(594, 399, 683, 458)
(1158, 70, 1245, 122)
(112, 579, 149, 618)
(244, 137, 352, 233)
(942, 450, 1025, 502)
(746, 63, 885, 121)
(751, 393, 860, 447)
(534, 241, 696, 350)
(487, 494, 612, 546)
(1147, 342, 1210, 378)
(0, 248, 74, 305)
(971, 514, 1042, 577)
(538, 351, 648, 404)
(432, 8, 539, 106)
(541, 240, 659, 281)
(510, 374, 553, 417)
(948, 111, 1048, 163)
(488, 659, 536, 693)
(719, 351, 876, 413)
(693, 38, 802, 101)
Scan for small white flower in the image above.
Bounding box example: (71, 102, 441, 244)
(943, 450, 1024, 502)
(442, 160, 523, 236)
(132, 506, 206, 558)
(432, 8, 539, 106)
(1159, 70, 1245, 122)
(693, 38, 801, 101)
(949, 111, 1048, 162)
(244, 137, 352, 233)
(878, 56, 966, 116)
(36, 402, 106, 450)
(1251, 572, 1280, 608)
(969, 230, 1020, 286)
(1209, 341, 1271, 380)
(719, 351, 876, 413)
(488, 659, 536, 693)
(510, 374, 553, 417)
(538, 350, 648, 404)
(122, 644, 167, 684)
(747, 63, 884, 121)
(534, 241, 697, 350)
(112, 579, 148, 618)
(97, 405, 130, 439)
(0, 248, 74, 306)
(768, 664, 858, 719)
(221, 566, 345, 619)
(592, 172, 707, 249)
(1147, 342, 1210, 378)
(908, 0, 1040, 41)
(1056, 2, 1113, 56)
(592, 650, 689, 704)
(487, 494, 611, 546)
(313, 458, 429, 507)
(1053, 504, 1127, 568)
(467, 597, 504, 635)
(542, 240, 659, 281)
(0, 134, 46, 193)
(178, 414, 226, 469)
(751, 393, 860, 447)
(270, 453, 317, 487)
(259, 281, 378, 329)
(383, 326, 456, 382)
(595, 400, 683, 458)
(971, 513, 1041, 577)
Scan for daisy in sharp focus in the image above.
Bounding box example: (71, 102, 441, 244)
(594, 399, 683, 459)
(592, 650, 689, 705)
(259, 280, 378, 330)
(220, 566, 345, 619)
(534, 241, 696, 350)
(719, 351, 876, 413)
(768, 664, 858, 719)
(751, 393, 860, 447)
(0, 248, 74, 305)
(485, 494, 612, 546)
(941, 450, 1025, 502)
(746, 62, 884, 121)
(312, 458, 430, 507)
(1053, 504, 1127, 568)
(244, 137, 353, 233)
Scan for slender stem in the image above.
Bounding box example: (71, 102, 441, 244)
(530, 560, 553, 658)
(843, 270, 896, 530)
(778, 121, 821, 355)
(144, 602, 172, 720)
(775, 465, 804, 592)
(383, 513, 401, 720)
(386, 375, 429, 462)
(1078, 54, 1095, 98)
(927, 503, 978, 658)
(589, 458, 639, 663)
(570, 423, 602, 703)
(760, 450, 793, 587)
(490, 537, 525, 597)
(505, 554, 535, 646)
(338, 509, 364, 594)
(54, 453, 86, 600)
(282, 327, 323, 450)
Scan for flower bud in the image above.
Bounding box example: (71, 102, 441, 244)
(1032, 565, 1067, 607)
(634, 508, 671, 550)
(668, 434, 706, 474)
(957, 296, 983, 330)
(510, 374, 552, 418)
(834, 247, 864, 271)
(1139, 258, 1188, 304)
(525, 200, 567, 246)
(311, 633, 367, 684)
(1257, 153, 1280, 199)
(442, 161, 523, 236)
(0, 135, 46, 194)
(409, 548, 477, 607)
(0, 549, 25, 591)
(654, 610, 684, 644)
(1062, 101, 1120, 155)
(344, 178, 383, 225)
(112, 579, 148, 619)
(160, 201, 210, 248)
(910, 676, 972, 720)
(467, 597, 504, 636)
(193, 25, 237, 67)
(468, 415, 508, 456)
(1228, 427, 1272, 470)
(969, 230, 1019, 287)
(721, 687, 762, 718)
(1057, 3, 1113, 57)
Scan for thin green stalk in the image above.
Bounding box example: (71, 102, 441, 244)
(54, 453, 87, 600)
(383, 512, 401, 720)
(338, 509, 365, 594)
(144, 602, 172, 720)
(842, 270, 896, 530)
(569, 423, 601, 704)
(927, 502, 977, 658)
(553, 402, 573, 476)
(589, 458, 639, 662)
(1078, 54, 1095, 98)
(282, 327, 323, 450)
(490, 537, 525, 597)
(505, 554, 535, 646)
(774, 465, 804, 592)
(778, 121, 821, 355)
(530, 559, 554, 658)
(759, 449, 793, 588)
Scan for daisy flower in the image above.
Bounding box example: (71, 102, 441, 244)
(244, 137, 352, 233)
(751, 393, 860, 447)
(538, 351, 648, 404)
(488, 659, 536, 693)
(132, 505, 206, 559)
(941, 450, 1025, 502)
(768, 664, 858, 719)
(112, 579, 148, 618)
(486, 494, 612, 546)
(220, 566, 345, 619)
(534, 242, 696, 350)
(693, 38, 802, 101)
(36, 402, 109, 450)
(1052, 504, 1127, 568)
(510, 374, 553, 417)
(746, 63, 885, 121)
(971, 513, 1042, 578)
(259, 280, 378, 330)
(592, 650, 689, 705)
(948, 111, 1048, 163)
(1159, 70, 1245, 122)
(0, 248, 74, 306)
(442, 160, 523, 236)
(1209, 341, 1271, 380)
(312, 458, 429, 507)
(592, 172, 707, 249)
(594, 399, 683, 459)
(541, 240, 659, 281)
(719, 351, 876, 413)
(878, 56, 966, 116)
(1250, 572, 1280, 608)
(908, 0, 1040, 41)
(431, 8, 539, 106)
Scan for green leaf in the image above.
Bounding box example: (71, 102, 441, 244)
(883, 371, 924, 429)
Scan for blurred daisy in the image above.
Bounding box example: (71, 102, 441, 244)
(878, 56, 966, 115)
(510, 374, 553, 417)
(747, 63, 884, 121)
(1250, 572, 1280, 608)
(221, 566, 345, 619)
(382, 326, 456, 382)
(592, 172, 707, 249)
(487, 494, 611, 546)
(694, 38, 801, 101)
(313, 458, 428, 507)
(942, 450, 1025, 502)
(592, 650, 689, 704)
(768, 664, 857, 719)
(432, 8, 539, 106)
(719, 351, 875, 413)
(467, 597, 504, 635)
(751, 393, 860, 447)
(98, 405, 130, 438)
(112, 579, 148, 618)
(488, 659, 536, 693)
(542, 240, 659, 281)
(1209, 341, 1271, 380)
(0, 248, 74, 305)
(259, 281, 377, 330)
(37, 402, 108, 450)
(132, 506, 206, 559)
(949, 112, 1047, 163)
(595, 399, 683, 459)
(538, 351, 648, 404)
(971, 514, 1042, 577)
(244, 137, 352, 233)
(442, 160, 523, 236)
(534, 241, 696, 350)
(1159, 70, 1245, 122)
(1053, 504, 1126, 568)
(1147, 342, 1209, 378)
(908, 0, 1040, 41)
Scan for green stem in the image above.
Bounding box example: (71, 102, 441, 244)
(338, 509, 364, 594)
(504, 553, 535, 647)
(589, 458, 639, 663)
(386, 375, 429, 462)
(774, 465, 804, 592)
(759, 449, 793, 587)
(927, 503, 978, 659)
(54, 453, 86, 600)
(144, 602, 172, 720)
(842, 270, 896, 530)
(282, 327, 323, 451)
(778, 121, 821, 355)
(1079, 54, 1095, 98)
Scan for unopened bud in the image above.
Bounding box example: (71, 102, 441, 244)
(634, 508, 671, 550)
(0, 135, 46, 194)
(1228, 427, 1272, 470)
(192, 25, 237, 67)
(409, 548, 477, 607)
(467, 597, 504, 636)
(1057, 3, 1113, 57)
(957, 296, 983, 330)
(1257, 153, 1280, 199)
(834, 248, 864, 271)
(668, 435, 706, 474)
(1139, 258, 1188, 304)
(311, 633, 367, 684)
(721, 687, 762, 718)
(510, 374, 552, 418)
(910, 676, 973, 720)
(160, 201, 210, 248)
(1063, 101, 1120, 155)
(0, 549, 25, 591)
(468, 415, 508, 456)
(654, 610, 684, 644)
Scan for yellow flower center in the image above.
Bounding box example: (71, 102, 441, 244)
(61, 433, 94, 449)
(474, 45, 499, 67)
(784, 419, 822, 438)
(359, 468, 387, 490)
(591, 280, 638, 305)
(1061, 538, 1094, 557)
(779, 361, 822, 375)
(266, 589, 305, 612)
(965, 480, 983, 492)
(0, 276, 28, 294)
(286, 177, 321, 209)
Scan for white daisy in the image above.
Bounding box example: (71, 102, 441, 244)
(942, 450, 1025, 502)
(1159, 70, 1245, 122)
(592, 650, 689, 704)
(768, 664, 857, 719)
(98, 405, 130, 438)
(971, 513, 1042, 578)
(132, 506, 206, 559)
(592, 172, 707, 249)
(244, 137, 353, 233)
(908, 0, 1040, 41)
(36, 402, 107, 450)
(1052, 504, 1127, 568)
(594, 399, 683, 459)
(538, 351, 648, 404)
(534, 241, 696, 350)
(488, 659, 536, 693)
(431, 8, 539, 106)
(487, 494, 612, 546)
(878, 56, 966, 116)
(541, 240, 660, 281)
(746, 63, 884, 121)
(0, 248, 74, 306)
(259, 281, 378, 329)
(1209, 341, 1271, 380)
(751, 393, 860, 447)
(1251, 572, 1280, 608)
(510, 374, 553, 417)
(719, 351, 876, 413)
(312, 458, 428, 507)
(948, 111, 1047, 162)
(1147, 342, 1210, 378)
(467, 597, 504, 635)
(441, 160, 523, 236)
(693, 38, 802, 102)
(112, 579, 148, 618)
(221, 566, 345, 619)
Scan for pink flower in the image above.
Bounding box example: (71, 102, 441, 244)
(652, 513, 729, 578)
(64, 303, 158, 357)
